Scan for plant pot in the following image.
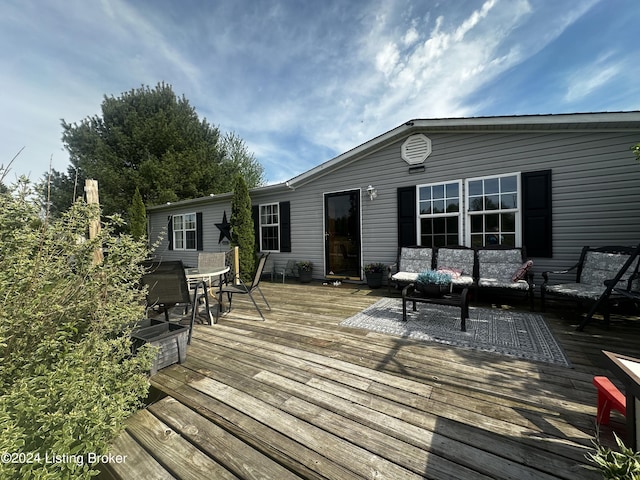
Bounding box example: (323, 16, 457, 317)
(299, 270, 313, 283)
(131, 320, 189, 375)
(366, 271, 383, 289)
(416, 282, 450, 297)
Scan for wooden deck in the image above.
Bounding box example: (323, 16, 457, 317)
(102, 282, 640, 479)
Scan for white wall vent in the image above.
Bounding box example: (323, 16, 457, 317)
(401, 134, 432, 165)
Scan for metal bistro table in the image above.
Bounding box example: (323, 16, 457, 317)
(402, 283, 470, 331)
(185, 265, 230, 324)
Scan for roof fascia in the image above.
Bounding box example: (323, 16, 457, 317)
(146, 182, 291, 212)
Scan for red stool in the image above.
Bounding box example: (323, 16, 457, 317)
(593, 376, 626, 425)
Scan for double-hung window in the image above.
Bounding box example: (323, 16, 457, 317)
(417, 180, 462, 247)
(401, 171, 538, 251)
(466, 173, 520, 247)
(260, 203, 279, 251)
(173, 213, 197, 250)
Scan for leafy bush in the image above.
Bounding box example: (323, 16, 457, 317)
(0, 180, 154, 479)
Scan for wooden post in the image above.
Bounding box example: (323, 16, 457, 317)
(84, 179, 103, 265)
(233, 246, 240, 285)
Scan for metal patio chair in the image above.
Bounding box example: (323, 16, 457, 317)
(141, 260, 211, 343)
(217, 253, 271, 321)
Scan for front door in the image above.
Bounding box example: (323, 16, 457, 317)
(324, 190, 361, 279)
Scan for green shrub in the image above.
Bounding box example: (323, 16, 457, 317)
(0, 181, 154, 479)
(230, 175, 255, 282)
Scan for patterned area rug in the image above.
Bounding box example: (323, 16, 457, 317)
(340, 297, 571, 368)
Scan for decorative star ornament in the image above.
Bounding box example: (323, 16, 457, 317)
(215, 211, 232, 244)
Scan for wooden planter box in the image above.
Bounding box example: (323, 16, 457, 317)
(132, 320, 189, 375)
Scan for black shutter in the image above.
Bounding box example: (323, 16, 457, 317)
(397, 186, 417, 247)
(279, 201, 291, 252)
(252, 205, 260, 251)
(196, 212, 204, 251)
(522, 170, 552, 258)
(167, 216, 173, 250)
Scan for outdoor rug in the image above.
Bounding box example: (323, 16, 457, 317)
(340, 297, 571, 368)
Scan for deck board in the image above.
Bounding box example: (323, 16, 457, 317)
(102, 282, 640, 479)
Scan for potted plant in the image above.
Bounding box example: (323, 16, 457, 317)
(297, 261, 313, 283)
(364, 262, 386, 289)
(416, 270, 452, 296)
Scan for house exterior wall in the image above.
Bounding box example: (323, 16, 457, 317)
(147, 125, 640, 282)
(148, 198, 233, 268)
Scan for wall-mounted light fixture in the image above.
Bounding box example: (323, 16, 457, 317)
(366, 185, 377, 201)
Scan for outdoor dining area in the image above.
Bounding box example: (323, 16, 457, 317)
(100, 243, 640, 480)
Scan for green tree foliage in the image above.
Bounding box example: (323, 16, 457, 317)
(632, 142, 640, 162)
(43, 82, 264, 219)
(230, 175, 255, 282)
(221, 131, 265, 187)
(0, 180, 154, 479)
(128, 187, 147, 240)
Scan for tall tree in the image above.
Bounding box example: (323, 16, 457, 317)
(230, 175, 255, 282)
(43, 82, 264, 220)
(221, 131, 265, 187)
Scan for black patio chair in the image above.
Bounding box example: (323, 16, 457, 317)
(141, 260, 211, 344)
(216, 253, 271, 322)
(577, 243, 640, 330)
(612, 251, 640, 313)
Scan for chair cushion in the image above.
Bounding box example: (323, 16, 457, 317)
(478, 278, 531, 290)
(477, 249, 523, 283)
(399, 247, 433, 273)
(437, 267, 462, 279)
(544, 282, 608, 300)
(436, 248, 475, 275)
(581, 251, 634, 286)
(451, 274, 474, 287)
(512, 260, 533, 282)
(391, 271, 420, 283)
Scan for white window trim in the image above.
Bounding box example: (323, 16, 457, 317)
(173, 212, 197, 251)
(464, 172, 522, 247)
(259, 203, 280, 252)
(416, 179, 463, 246)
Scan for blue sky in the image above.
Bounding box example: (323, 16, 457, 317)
(1, 0, 639, 186)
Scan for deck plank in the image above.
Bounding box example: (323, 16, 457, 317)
(125, 409, 238, 480)
(148, 397, 302, 480)
(104, 282, 640, 479)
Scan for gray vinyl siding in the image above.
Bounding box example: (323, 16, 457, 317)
(148, 201, 233, 268)
(147, 124, 640, 283)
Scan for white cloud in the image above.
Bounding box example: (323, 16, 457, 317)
(565, 54, 622, 103)
(1, 0, 630, 186)
(375, 42, 400, 77)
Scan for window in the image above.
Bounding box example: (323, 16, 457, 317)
(417, 181, 462, 247)
(173, 213, 197, 250)
(398, 171, 542, 251)
(260, 203, 279, 251)
(466, 173, 520, 247)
